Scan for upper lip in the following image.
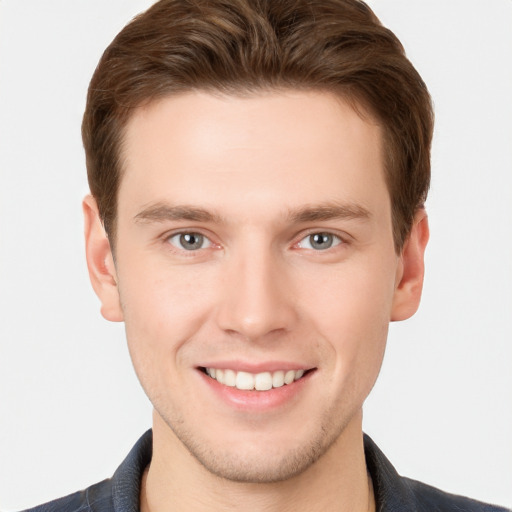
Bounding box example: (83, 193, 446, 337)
(197, 361, 315, 373)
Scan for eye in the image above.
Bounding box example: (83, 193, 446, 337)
(167, 232, 212, 251)
(297, 232, 342, 251)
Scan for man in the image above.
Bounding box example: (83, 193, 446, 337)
(13, 0, 510, 511)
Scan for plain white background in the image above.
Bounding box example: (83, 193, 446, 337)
(0, 1, 511, 510)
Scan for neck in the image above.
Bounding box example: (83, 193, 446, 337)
(141, 410, 375, 512)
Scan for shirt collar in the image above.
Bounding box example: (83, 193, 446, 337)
(364, 434, 419, 510)
(109, 429, 418, 512)
(111, 429, 152, 512)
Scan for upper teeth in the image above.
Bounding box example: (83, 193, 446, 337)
(205, 368, 305, 391)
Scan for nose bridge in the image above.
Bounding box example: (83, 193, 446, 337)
(216, 238, 295, 341)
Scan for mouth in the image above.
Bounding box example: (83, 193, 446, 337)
(200, 367, 312, 391)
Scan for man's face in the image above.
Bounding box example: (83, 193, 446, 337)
(102, 91, 411, 482)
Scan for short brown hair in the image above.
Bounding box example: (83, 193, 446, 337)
(82, 0, 433, 251)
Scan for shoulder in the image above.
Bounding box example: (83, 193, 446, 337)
(363, 433, 510, 512)
(403, 476, 511, 512)
(19, 479, 113, 512)
(17, 431, 152, 512)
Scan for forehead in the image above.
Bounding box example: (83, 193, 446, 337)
(119, 90, 388, 221)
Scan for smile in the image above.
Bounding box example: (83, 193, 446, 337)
(202, 368, 307, 391)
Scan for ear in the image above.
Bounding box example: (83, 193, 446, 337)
(391, 209, 429, 321)
(83, 195, 123, 322)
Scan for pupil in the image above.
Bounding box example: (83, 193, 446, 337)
(311, 233, 332, 249)
(180, 233, 203, 250)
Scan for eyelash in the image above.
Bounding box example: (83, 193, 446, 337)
(163, 230, 347, 254)
(166, 231, 214, 252)
(295, 232, 344, 251)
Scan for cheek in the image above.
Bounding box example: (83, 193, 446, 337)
(301, 259, 395, 380)
(117, 261, 217, 366)
(117, 265, 219, 408)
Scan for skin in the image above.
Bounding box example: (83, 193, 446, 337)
(84, 90, 428, 511)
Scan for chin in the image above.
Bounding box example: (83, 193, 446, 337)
(184, 439, 330, 483)
(162, 407, 351, 484)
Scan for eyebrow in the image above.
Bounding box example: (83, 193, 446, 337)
(287, 202, 372, 223)
(134, 203, 223, 224)
(134, 201, 371, 225)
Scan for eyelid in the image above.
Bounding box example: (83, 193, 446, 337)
(293, 229, 350, 250)
(162, 229, 219, 252)
(168, 232, 211, 249)
(159, 227, 350, 253)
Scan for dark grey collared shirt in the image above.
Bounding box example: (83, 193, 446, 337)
(21, 430, 510, 512)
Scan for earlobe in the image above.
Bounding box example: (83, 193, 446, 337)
(391, 209, 430, 322)
(83, 195, 123, 322)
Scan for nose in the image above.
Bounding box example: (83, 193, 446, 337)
(215, 246, 298, 342)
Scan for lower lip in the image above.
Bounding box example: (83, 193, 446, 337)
(198, 370, 313, 411)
